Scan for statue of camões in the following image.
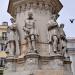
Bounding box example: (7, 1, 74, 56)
(23, 10, 38, 53)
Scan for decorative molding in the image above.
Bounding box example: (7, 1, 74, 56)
(8, 0, 63, 17)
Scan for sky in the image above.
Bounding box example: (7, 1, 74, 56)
(0, 0, 75, 37)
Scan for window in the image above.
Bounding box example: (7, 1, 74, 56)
(0, 43, 5, 51)
(0, 32, 2, 40)
(0, 58, 3, 67)
(0, 58, 5, 67)
(1, 44, 4, 51)
(2, 32, 7, 40)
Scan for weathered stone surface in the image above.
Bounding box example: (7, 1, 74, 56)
(4, 70, 73, 75)
(8, 0, 63, 17)
(4, 0, 73, 75)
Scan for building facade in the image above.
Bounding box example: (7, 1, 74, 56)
(67, 38, 75, 75)
(0, 0, 74, 75)
(0, 22, 8, 74)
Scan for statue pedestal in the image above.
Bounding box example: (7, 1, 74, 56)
(4, 55, 73, 75)
(24, 52, 40, 70)
(4, 69, 73, 75)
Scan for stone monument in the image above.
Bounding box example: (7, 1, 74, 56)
(4, 0, 73, 75)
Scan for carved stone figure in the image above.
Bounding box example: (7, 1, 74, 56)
(7, 26, 16, 56)
(52, 35, 58, 53)
(59, 24, 66, 39)
(48, 15, 58, 41)
(6, 18, 20, 56)
(58, 24, 67, 55)
(23, 10, 38, 53)
(48, 15, 58, 29)
(48, 15, 59, 53)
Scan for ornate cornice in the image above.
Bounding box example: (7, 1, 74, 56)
(8, 0, 63, 17)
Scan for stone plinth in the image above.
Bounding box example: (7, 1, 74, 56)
(4, 55, 73, 75)
(4, 70, 73, 75)
(24, 52, 40, 70)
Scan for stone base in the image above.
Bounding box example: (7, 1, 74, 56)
(4, 70, 73, 75)
(24, 52, 39, 70)
(3, 54, 73, 75)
